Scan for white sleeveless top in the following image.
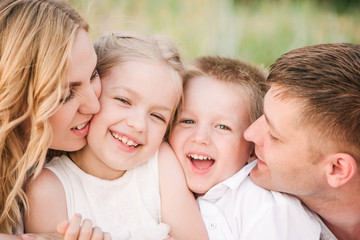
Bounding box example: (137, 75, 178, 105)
(45, 154, 170, 240)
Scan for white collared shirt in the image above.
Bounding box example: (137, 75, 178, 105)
(197, 160, 322, 240)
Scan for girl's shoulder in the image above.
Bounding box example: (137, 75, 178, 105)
(25, 168, 68, 232)
(158, 142, 176, 162)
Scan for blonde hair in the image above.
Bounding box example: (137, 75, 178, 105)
(181, 56, 267, 124)
(0, 0, 88, 233)
(94, 31, 184, 138)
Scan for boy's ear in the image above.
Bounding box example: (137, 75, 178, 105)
(325, 153, 357, 188)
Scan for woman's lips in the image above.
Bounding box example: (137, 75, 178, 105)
(71, 121, 90, 137)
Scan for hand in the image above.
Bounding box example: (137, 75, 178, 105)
(57, 214, 112, 240)
(0, 234, 21, 240)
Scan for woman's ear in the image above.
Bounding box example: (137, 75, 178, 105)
(326, 153, 357, 188)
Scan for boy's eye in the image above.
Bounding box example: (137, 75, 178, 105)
(216, 124, 230, 130)
(180, 119, 195, 124)
(90, 69, 99, 81)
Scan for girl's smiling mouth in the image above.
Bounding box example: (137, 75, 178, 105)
(110, 131, 141, 148)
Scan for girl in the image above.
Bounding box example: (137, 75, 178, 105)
(26, 32, 208, 240)
(0, 0, 103, 238)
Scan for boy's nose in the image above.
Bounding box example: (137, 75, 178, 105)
(192, 126, 210, 145)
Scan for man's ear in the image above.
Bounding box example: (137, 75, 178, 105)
(326, 153, 357, 188)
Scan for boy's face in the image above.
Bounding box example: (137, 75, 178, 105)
(83, 61, 178, 180)
(170, 76, 252, 196)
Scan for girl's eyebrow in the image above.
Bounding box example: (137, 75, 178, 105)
(113, 86, 172, 113)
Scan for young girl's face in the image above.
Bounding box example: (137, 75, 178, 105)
(84, 61, 178, 179)
(169, 76, 252, 196)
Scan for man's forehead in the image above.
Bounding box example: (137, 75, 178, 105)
(264, 87, 305, 131)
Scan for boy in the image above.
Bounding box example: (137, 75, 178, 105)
(169, 56, 321, 239)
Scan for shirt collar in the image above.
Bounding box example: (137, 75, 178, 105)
(201, 160, 257, 201)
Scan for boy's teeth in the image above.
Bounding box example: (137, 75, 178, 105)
(111, 132, 139, 147)
(75, 123, 87, 130)
(188, 154, 211, 160)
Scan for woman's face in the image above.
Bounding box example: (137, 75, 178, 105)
(49, 29, 101, 151)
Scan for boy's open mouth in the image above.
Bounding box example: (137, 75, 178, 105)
(187, 153, 215, 170)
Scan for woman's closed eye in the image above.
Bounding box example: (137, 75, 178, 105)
(90, 69, 99, 81)
(61, 89, 74, 103)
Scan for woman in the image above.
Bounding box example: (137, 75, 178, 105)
(0, 0, 101, 237)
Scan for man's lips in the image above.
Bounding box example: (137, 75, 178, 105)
(256, 157, 267, 166)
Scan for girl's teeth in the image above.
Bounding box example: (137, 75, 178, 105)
(111, 132, 139, 147)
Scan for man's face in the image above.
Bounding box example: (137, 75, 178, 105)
(244, 85, 327, 196)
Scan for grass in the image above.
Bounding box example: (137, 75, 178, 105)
(70, 0, 360, 68)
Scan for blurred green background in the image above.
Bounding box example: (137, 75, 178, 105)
(70, 0, 360, 68)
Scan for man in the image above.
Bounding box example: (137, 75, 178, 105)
(244, 43, 360, 240)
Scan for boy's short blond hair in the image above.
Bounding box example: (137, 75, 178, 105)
(182, 56, 267, 123)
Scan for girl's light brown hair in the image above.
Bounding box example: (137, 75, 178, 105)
(94, 31, 184, 139)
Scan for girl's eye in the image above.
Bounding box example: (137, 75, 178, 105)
(180, 119, 195, 124)
(115, 97, 130, 105)
(151, 113, 166, 123)
(61, 89, 74, 103)
(90, 69, 99, 81)
(216, 124, 230, 130)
